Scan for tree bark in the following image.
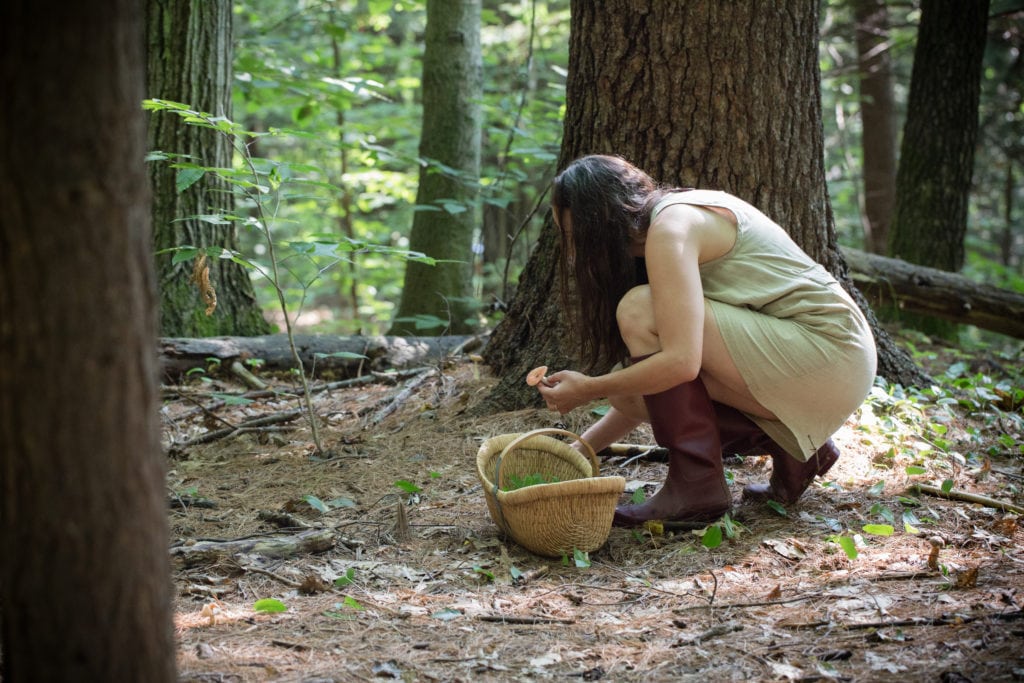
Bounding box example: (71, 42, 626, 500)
(0, 3, 176, 680)
(888, 0, 990, 271)
(854, 0, 898, 255)
(482, 0, 926, 413)
(147, 0, 270, 337)
(389, 0, 483, 336)
(843, 247, 1024, 339)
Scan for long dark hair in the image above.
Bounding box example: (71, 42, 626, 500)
(551, 155, 667, 371)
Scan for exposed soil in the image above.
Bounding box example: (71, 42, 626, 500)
(165, 338, 1024, 682)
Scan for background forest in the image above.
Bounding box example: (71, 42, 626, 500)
(5, 2, 1024, 681)
(150, 0, 1023, 345)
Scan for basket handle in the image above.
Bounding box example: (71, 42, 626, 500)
(497, 427, 599, 476)
(489, 428, 598, 537)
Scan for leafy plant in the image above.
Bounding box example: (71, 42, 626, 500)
(503, 472, 560, 491)
(145, 100, 440, 455)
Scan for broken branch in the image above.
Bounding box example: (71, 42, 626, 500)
(909, 483, 1024, 514)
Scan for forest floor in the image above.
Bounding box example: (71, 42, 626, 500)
(164, 330, 1024, 682)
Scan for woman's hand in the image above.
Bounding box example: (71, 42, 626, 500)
(535, 370, 593, 414)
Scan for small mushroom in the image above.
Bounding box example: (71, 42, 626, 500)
(526, 366, 549, 387)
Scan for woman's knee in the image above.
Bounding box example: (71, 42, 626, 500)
(616, 285, 657, 351)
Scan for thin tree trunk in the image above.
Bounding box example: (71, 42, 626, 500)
(0, 2, 176, 680)
(147, 0, 270, 337)
(854, 0, 898, 255)
(389, 0, 483, 336)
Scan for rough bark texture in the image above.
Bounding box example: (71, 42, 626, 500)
(0, 3, 176, 680)
(147, 0, 270, 337)
(854, 0, 898, 255)
(483, 0, 925, 413)
(844, 247, 1024, 339)
(389, 0, 482, 336)
(888, 0, 990, 271)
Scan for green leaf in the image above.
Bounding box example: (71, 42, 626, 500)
(863, 524, 894, 536)
(176, 167, 205, 193)
(169, 247, 200, 265)
(340, 596, 364, 611)
(509, 566, 524, 581)
(253, 598, 287, 613)
(630, 488, 646, 504)
(573, 549, 591, 568)
(394, 480, 421, 494)
(304, 494, 329, 513)
(334, 568, 356, 587)
(701, 525, 723, 549)
(905, 465, 927, 475)
(766, 500, 788, 517)
(941, 479, 954, 493)
(474, 565, 495, 581)
(837, 536, 858, 560)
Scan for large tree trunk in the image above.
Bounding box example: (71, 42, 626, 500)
(886, 0, 990, 336)
(389, 0, 482, 336)
(0, 3, 176, 680)
(854, 0, 898, 255)
(147, 0, 270, 337)
(483, 0, 925, 412)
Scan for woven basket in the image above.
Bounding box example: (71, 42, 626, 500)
(476, 428, 625, 557)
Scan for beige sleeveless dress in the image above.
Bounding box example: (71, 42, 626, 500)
(652, 190, 877, 461)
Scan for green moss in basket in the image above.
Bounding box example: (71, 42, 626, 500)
(502, 473, 561, 491)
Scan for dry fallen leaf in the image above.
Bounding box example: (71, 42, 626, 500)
(955, 566, 979, 589)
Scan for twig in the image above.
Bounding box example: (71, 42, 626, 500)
(603, 443, 669, 462)
(170, 409, 303, 450)
(369, 368, 437, 425)
(673, 621, 743, 646)
(909, 483, 1024, 514)
(230, 360, 269, 391)
(241, 564, 304, 589)
(478, 614, 576, 625)
(674, 592, 825, 612)
(781, 609, 1024, 631)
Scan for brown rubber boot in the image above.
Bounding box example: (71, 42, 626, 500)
(712, 401, 839, 505)
(612, 376, 732, 527)
(742, 439, 839, 505)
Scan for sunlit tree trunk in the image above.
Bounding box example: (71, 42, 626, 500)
(854, 0, 898, 255)
(886, 0, 989, 336)
(389, 0, 482, 336)
(0, 2, 176, 680)
(483, 0, 924, 412)
(147, 0, 270, 337)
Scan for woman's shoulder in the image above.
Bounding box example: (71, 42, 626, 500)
(652, 189, 744, 215)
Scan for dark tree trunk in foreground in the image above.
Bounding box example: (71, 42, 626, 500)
(147, 0, 270, 337)
(0, 3, 176, 681)
(887, 0, 989, 334)
(483, 0, 925, 413)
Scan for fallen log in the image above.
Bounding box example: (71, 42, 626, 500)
(159, 333, 482, 381)
(842, 247, 1024, 340)
(171, 528, 335, 568)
